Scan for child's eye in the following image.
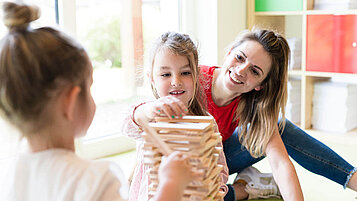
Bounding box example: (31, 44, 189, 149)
(161, 73, 171, 77)
(235, 54, 244, 62)
(181, 71, 192, 76)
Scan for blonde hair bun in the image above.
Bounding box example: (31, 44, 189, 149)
(2, 2, 40, 30)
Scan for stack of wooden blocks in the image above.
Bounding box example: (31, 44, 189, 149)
(142, 116, 225, 201)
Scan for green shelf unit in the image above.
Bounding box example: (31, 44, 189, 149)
(255, 0, 303, 11)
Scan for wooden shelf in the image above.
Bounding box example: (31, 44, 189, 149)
(306, 9, 357, 15)
(255, 10, 357, 16)
(289, 70, 303, 76)
(255, 11, 303, 16)
(247, 0, 357, 131)
(305, 71, 357, 78)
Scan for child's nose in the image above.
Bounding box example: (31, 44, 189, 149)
(171, 76, 182, 87)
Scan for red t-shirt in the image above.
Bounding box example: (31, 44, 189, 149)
(200, 65, 240, 142)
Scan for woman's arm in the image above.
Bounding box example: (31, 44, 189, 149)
(265, 126, 304, 201)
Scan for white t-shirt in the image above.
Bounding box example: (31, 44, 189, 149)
(0, 149, 128, 201)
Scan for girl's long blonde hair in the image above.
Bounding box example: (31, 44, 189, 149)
(228, 28, 290, 158)
(148, 32, 207, 116)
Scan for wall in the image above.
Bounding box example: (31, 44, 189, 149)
(181, 0, 246, 66)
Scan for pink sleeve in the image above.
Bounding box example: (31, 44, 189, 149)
(217, 140, 229, 196)
(121, 105, 144, 140)
(212, 118, 229, 196)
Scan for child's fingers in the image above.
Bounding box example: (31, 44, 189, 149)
(164, 96, 188, 117)
(161, 103, 177, 119)
(163, 151, 183, 163)
(155, 97, 181, 119)
(168, 98, 187, 118)
(173, 97, 189, 115)
(151, 99, 174, 117)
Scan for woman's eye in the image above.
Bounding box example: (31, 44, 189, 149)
(251, 68, 259, 76)
(236, 54, 244, 62)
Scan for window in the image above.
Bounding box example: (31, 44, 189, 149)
(0, 0, 182, 159)
(75, 0, 182, 158)
(27, 0, 57, 27)
(0, 9, 6, 38)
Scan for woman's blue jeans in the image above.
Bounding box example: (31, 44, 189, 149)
(223, 119, 356, 201)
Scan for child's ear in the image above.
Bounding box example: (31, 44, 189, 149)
(63, 86, 81, 121)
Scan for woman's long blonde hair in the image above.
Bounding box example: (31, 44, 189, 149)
(228, 28, 290, 158)
(148, 32, 207, 116)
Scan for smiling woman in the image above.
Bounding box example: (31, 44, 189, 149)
(218, 40, 272, 100)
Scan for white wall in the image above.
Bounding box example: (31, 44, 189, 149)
(181, 0, 246, 66)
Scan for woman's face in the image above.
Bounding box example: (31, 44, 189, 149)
(221, 40, 272, 96)
(152, 49, 194, 107)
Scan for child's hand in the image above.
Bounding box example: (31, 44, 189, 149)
(152, 152, 203, 201)
(158, 151, 202, 190)
(149, 96, 188, 119)
(136, 96, 188, 124)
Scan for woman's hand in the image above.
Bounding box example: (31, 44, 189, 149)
(134, 96, 188, 126)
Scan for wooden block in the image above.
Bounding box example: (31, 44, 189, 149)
(143, 116, 224, 201)
(155, 115, 214, 123)
(149, 122, 213, 132)
(141, 119, 172, 156)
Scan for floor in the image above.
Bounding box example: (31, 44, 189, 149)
(105, 129, 357, 201)
(252, 129, 357, 201)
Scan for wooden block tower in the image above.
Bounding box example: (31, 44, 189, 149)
(142, 116, 225, 201)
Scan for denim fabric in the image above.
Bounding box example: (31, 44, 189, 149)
(223, 119, 355, 201)
(224, 184, 236, 201)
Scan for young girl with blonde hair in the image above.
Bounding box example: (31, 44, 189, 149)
(123, 31, 229, 201)
(0, 2, 200, 201)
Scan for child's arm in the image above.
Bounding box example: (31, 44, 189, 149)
(265, 126, 304, 201)
(121, 105, 145, 140)
(152, 151, 202, 201)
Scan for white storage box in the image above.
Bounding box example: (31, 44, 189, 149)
(286, 79, 301, 123)
(312, 105, 357, 133)
(314, 0, 357, 10)
(287, 38, 302, 70)
(312, 81, 357, 132)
